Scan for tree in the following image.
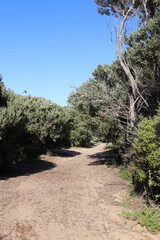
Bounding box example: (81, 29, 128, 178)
(126, 11, 160, 110)
(94, 0, 159, 133)
(68, 64, 127, 144)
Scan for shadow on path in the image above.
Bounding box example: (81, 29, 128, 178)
(50, 148, 81, 157)
(88, 150, 115, 166)
(0, 157, 56, 180)
(84, 142, 97, 148)
(0, 235, 5, 240)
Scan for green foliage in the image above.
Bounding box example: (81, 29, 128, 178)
(68, 79, 104, 116)
(127, 13, 160, 67)
(119, 165, 132, 181)
(23, 96, 70, 145)
(67, 110, 92, 147)
(95, 0, 159, 21)
(94, 1, 160, 205)
(122, 206, 160, 232)
(68, 64, 127, 147)
(0, 92, 28, 168)
(95, 0, 160, 129)
(0, 82, 8, 107)
(133, 110, 160, 201)
(126, 10, 160, 104)
(0, 89, 71, 170)
(70, 123, 92, 147)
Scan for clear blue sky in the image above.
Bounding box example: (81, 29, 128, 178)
(0, 0, 116, 106)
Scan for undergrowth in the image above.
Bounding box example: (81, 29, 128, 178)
(119, 165, 160, 233)
(122, 207, 160, 233)
(119, 165, 132, 181)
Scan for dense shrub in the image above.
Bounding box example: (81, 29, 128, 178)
(68, 111, 92, 147)
(0, 98, 28, 168)
(67, 109, 121, 147)
(0, 90, 71, 170)
(0, 82, 8, 107)
(133, 110, 160, 202)
(70, 124, 92, 147)
(21, 96, 71, 146)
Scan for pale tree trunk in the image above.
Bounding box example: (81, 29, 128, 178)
(118, 56, 137, 132)
(118, 54, 137, 131)
(129, 92, 136, 131)
(97, 0, 150, 134)
(116, 0, 140, 133)
(115, 0, 151, 134)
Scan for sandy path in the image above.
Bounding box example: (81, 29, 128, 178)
(0, 143, 159, 240)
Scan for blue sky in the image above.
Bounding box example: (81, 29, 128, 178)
(0, 0, 116, 106)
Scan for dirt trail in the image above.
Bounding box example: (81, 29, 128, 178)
(0, 143, 159, 240)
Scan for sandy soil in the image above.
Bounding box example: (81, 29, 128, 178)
(0, 143, 159, 240)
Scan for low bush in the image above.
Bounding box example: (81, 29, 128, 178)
(122, 206, 160, 232)
(119, 165, 132, 181)
(0, 89, 71, 170)
(133, 109, 160, 202)
(69, 112, 92, 147)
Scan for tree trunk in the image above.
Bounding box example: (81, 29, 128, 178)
(129, 92, 136, 132)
